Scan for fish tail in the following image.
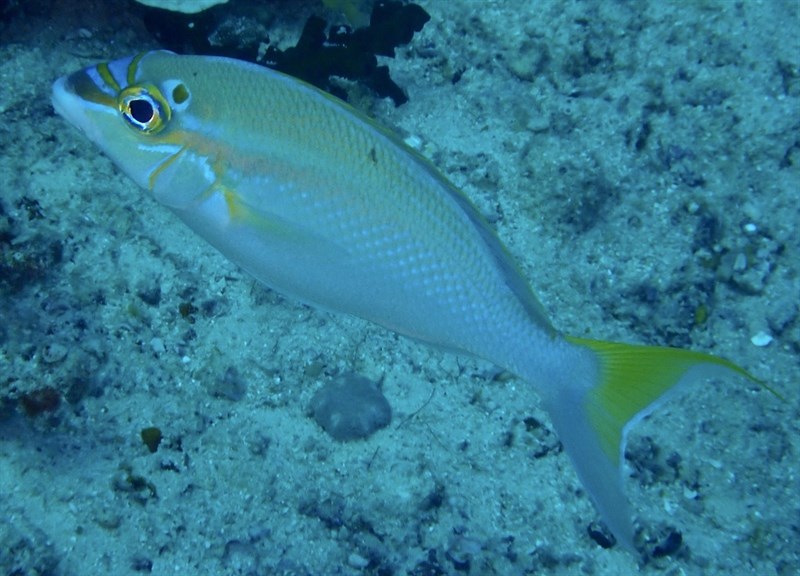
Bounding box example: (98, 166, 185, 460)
(542, 336, 765, 550)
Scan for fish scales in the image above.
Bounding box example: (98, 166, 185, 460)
(139, 53, 546, 364)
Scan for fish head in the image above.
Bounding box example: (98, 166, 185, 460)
(52, 51, 216, 210)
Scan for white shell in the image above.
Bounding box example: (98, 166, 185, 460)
(750, 331, 773, 347)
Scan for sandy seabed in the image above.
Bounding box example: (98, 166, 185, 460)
(1, 1, 798, 575)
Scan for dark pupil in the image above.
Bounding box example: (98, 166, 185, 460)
(129, 98, 154, 124)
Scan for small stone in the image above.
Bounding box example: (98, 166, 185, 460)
(750, 331, 773, 347)
(733, 252, 748, 272)
(149, 337, 165, 355)
(140, 427, 163, 453)
(41, 342, 68, 364)
(652, 529, 682, 558)
(587, 521, 616, 549)
(347, 552, 370, 569)
(93, 505, 122, 530)
(404, 135, 423, 150)
(131, 556, 153, 572)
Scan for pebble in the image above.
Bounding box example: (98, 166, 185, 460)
(309, 374, 391, 441)
(150, 337, 166, 354)
(750, 331, 773, 347)
(347, 552, 369, 569)
(403, 135, 423, 150)
(41, 342, 68, 364)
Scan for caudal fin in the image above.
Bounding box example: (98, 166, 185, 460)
(544, 336, 766, 551)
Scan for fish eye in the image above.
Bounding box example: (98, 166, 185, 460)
(129, 98, 154, 124)
(118, 84, 171, 134)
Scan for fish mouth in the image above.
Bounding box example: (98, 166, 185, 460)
(52, 74, 87, 133)
(51, 75, 77, 120)
(52, 69, 118, 141)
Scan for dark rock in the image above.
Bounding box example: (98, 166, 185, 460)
(19, 387, 61, 417)
(587, 521, 616, 548)
(131, 556, 153, 572)
(298, 493, 346, 530)
(410, 549, 446, 576)
(419, 483, 446, 512)
(140, 426, 162, 453)
(652, 529, 682, 557)
(136, 284, 161, 307)
(140, 1, 430, 106)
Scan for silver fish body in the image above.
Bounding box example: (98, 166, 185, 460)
(52, 51, 760, 550)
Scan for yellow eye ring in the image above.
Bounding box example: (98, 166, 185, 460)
(118, 84, 171, 134)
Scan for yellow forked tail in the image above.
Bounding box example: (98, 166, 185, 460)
(544, 336, 768, 551)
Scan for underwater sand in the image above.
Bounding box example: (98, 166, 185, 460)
(1, 0, 798, 574)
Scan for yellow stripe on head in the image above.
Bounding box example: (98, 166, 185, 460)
(68, 68, 116, 108)
(127, 52, 150, 85)
(96, 62, 121, 93)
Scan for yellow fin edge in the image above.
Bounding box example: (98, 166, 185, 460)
(566, 336, 775, 466)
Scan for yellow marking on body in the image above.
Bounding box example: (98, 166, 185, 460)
(223, 187, 245, 220)
(217, 182, 289, 236)
(147, 145, 189, 191)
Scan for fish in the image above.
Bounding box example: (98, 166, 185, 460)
(51, 50, 765, 550)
